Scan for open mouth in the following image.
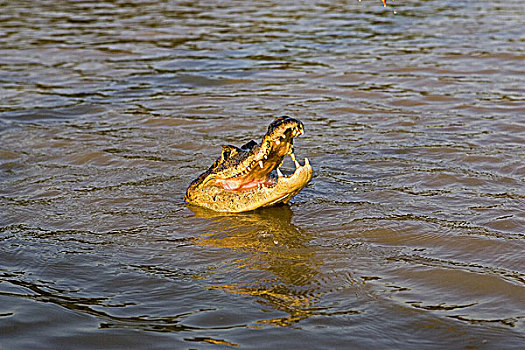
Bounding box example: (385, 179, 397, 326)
(214, 118, 310, 192)
(184, 116, 313, 212)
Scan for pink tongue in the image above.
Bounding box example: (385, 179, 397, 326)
(217, 178, 274, 192)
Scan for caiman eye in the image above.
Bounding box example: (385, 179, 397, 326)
(220, 145, 240, 162)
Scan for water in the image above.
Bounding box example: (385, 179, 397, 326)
(1, 0, 524, 348)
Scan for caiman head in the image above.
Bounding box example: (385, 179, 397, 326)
(184, 116, 313, 213)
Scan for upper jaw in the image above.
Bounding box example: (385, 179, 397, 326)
(232, 116, 305, 176)
(244, 117, 306, 173)
(214, 119, 308, 192)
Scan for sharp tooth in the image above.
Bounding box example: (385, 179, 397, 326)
(277, 168, 283, 177)
(259, 160, 264, 169)
(289, 152, 300, 168)
(264, 155, 268, 160)
(304, 157, 309, 166)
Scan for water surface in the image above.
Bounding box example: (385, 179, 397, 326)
(1, 0, 524, 349)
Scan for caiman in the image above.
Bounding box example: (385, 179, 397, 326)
(185, 116, 313, 212)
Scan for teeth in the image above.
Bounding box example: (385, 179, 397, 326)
(276, 168, 283, 177)
(264, 155, 268, 160)
(259, 160, 264, 169)
(290, 152, 300, 168)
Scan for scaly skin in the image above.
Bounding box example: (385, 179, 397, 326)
(185, 116, 313, 212)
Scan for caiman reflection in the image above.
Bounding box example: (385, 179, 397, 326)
(190, 205, 322, 326)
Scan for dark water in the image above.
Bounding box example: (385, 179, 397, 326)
(1, 0, 524, 348)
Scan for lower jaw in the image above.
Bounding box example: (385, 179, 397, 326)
(188, 164, 312, 213)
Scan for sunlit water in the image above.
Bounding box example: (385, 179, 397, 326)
(1, 0, 524, 349)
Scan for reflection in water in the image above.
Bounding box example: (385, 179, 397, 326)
(191, 205, 323, 326)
